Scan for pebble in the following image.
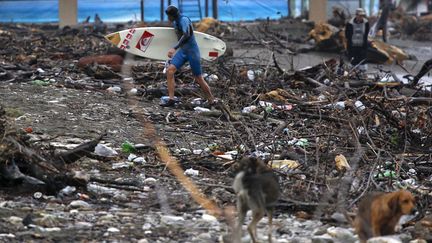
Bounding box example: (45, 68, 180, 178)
(143, 177, 157, 185)
(107, 227, 120, 233)
(201, 213, 218, 223)
(311, 234, 334, 243)
(330, 212, 348, 223)
(7, 216, 23, 226)
(160, 215, 185, 225)
(133, 157, 146, 163)
(326, 226, 356, 242)
(367, 236, 403, 243)
(74, 222, 93, 229)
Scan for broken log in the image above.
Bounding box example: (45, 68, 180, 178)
(54, 133, 106, 164)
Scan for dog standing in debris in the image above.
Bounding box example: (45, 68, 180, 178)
(354, 190, 417, 242)
(232, 157, 280, 243)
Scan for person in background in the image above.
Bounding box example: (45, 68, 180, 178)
(375, 0, 393, 42)
(345, 8, 370, 73)
(161, 5, 216, 107)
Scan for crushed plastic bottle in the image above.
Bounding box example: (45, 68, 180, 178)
(33, 192, 43, 199)
(191, 98, 205, 105)
(241, 105, 257, 113)
(204, 73, 218, 82)
(296, 138, 309, 146)
(355, 100, 366, 111)
(184, 168, 199, 177)
(194, 107, 211, 113)
(325, 101, 345, 110)
(128, 88, 138, 95)
(59, 186, 76, 196)
(107, 86, 121, 93)
(247, 70, 255, 81)
(128, 153, 138, 161)
(94, 144, 118, 157)
(207, 143, 219, 151)
(163, 60, 171, 74)
(31, 79, 50, 86)
(160, 96, 179, 105)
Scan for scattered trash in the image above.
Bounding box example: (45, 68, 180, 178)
(121, 141, 136, 153)
(335, 154, 351, 171)
(160, 215, 185, 225)
(160, 96, 179, 106)
(112, 162, 133, 169)
(143, 178, 157, 185)
(213, 152, 233, 160)
(354, 100, 366, 111)
(194, 107, 211, 113)
(23, 127, 33, 133)
(128, 153, 138, 161)
(0, 16, 431, 243)
(271, 159, 300, 170)
(288, 138, 309, 147)
(107, 86, 121, 93)
(193, 149, 203, 155)
(59, 186, 76, 196)
(162, 60, 171, 74)
(241, 105, 257, 113)
(94, 144, 118, 157)
(87, 183, 119, 196)
(128, 88, 138, 95)
(247, 70, 255, 81)
(184, 168, 199, 177)
(133, 157, 146, 163)
(33, 192, 43, 199)
(175, 148, 192, 155)
(31, 79, 50, 86)
(191, 98, 206, 105)
(107, 227, 120, 233)
(204, 73, 218, 82)
(207, 143, 219, 151)
(325, 101, 345, 110)
(68, 200, 91, 209)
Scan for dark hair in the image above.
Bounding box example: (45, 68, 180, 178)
(165, 5, 179, 18)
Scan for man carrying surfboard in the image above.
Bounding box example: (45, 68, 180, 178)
(162, 5, 216, 107)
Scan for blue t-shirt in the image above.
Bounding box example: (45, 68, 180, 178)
(172, 15, 198, 51)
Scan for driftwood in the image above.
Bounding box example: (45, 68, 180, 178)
(54, 133, 106, 164)
(0, 105, 105, 194)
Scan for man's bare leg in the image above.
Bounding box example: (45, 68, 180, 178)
(194, 75, 215, 103)
(167, 64, 177, 100)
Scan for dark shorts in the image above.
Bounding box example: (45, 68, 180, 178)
(171, 46, 202, 76)
(348, 46, 368, 66)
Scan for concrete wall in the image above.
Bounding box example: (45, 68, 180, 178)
(59, 0, 77, 28)
(328, 0, 359, 18)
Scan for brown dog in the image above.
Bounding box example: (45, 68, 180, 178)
(232, 157, 280, 243)
(354, 190, 417, 242)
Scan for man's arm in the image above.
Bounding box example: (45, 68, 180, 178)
(345, 23, 353, 49)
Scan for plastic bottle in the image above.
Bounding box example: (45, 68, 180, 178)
(247, 70, 255, 81)
(163, 60, 171, 74)
(160, 96, 179, 105)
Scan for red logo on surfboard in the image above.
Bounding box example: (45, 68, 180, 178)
(136, 31, 154, 53)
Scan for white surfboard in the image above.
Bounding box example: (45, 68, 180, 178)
(105, 27, 226, 61)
